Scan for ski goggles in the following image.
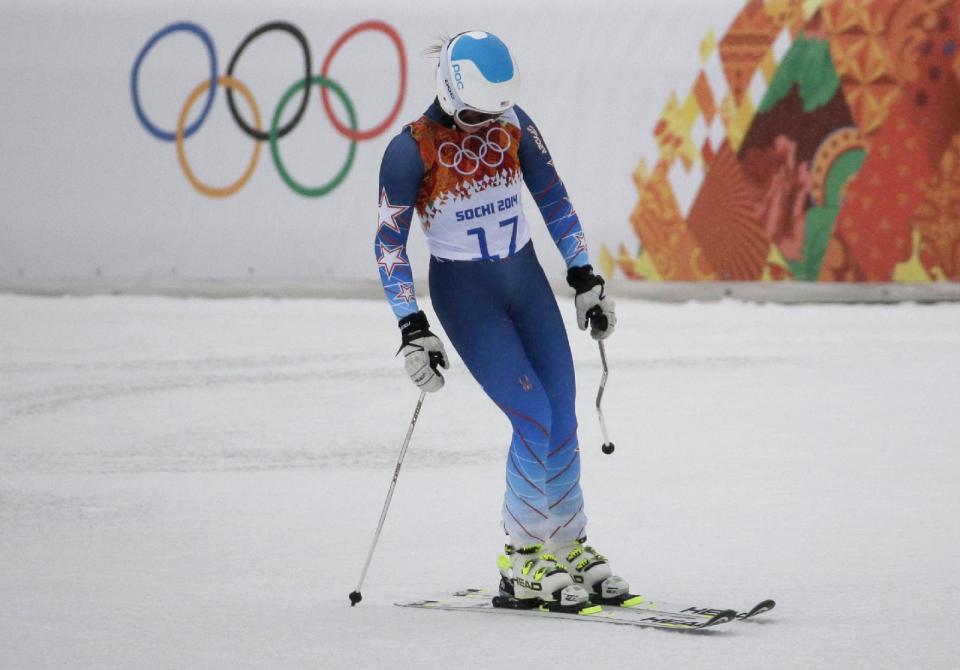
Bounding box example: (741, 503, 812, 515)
(454, 107, 504, 131)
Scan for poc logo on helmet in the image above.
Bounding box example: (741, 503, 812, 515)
(452, 63, 465, 89)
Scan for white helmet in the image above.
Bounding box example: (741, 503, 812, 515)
(436, 31, 521, 117)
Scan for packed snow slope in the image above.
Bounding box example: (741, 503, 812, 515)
(1, 294, 958, 669)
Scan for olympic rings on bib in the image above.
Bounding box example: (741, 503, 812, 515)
(130, 20, 406, 198)
(438, 126, 512, 175)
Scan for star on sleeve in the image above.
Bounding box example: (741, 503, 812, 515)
(572, 231, 587, 255)
(393, 282, 417, 304)
(376, 243, 409, 279)
(378, 187, 410, 234)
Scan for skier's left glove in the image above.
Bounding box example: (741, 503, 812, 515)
(397, 310, 449, 392)
(567, 265, 616, 340)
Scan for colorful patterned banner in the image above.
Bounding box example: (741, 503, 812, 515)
(604, 0, 960, 283)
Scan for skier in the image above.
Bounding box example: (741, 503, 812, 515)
(375, 30, 620, 607)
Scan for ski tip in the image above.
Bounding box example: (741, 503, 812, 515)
(744, 599, 776, 618)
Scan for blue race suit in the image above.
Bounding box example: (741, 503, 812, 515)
(375, 100, 590, 545)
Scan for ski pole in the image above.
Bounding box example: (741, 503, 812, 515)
(349, 390, 426, 606)
(596, 341, 615, 455)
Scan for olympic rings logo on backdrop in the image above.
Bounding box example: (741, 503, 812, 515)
(437, 127, 511, 176)
(130, 20, 406, 198)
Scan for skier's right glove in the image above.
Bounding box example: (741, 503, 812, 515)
(397, 310, 449, 393)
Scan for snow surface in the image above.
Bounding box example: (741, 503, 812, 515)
(1, 294, 959, 669)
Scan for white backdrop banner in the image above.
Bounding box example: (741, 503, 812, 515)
(0, 0, 733, 286)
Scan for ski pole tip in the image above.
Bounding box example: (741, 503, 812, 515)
(601, 442, 615, 455)
(349, 591, 363, 606)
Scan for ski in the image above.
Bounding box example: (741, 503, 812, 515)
(395, 589, 738, 631)
(594, 592, 776, 621)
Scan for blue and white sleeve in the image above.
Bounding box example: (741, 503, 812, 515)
(375, 130, 424, 320)
(515, 105, 589, 269)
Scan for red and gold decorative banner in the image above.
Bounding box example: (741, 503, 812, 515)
(606, 0, 960, 283)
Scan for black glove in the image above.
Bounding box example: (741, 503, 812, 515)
(397, 311, 449, 392)
(566, 265, 617, 340)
